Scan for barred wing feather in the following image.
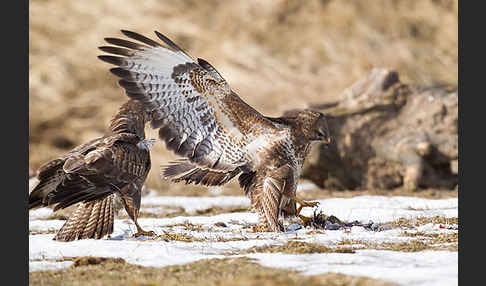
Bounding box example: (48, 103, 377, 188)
(98, 30, 263, 172)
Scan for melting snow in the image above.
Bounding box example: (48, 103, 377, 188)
(29, 194, 458, 286)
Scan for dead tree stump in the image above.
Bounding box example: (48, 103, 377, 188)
(301, 68, 458, 191)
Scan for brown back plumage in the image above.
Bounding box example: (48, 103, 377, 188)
(29, 100, 153, 241)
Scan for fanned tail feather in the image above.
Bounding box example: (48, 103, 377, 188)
(54, 195, 115, 242)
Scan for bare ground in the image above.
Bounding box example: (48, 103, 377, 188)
(29, 256, 398, 286)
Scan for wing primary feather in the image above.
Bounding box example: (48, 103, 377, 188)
(104, 37, 147, 50)
(212, 155, 221, 169)
(120, 30, 161, 47)
(118, 80, 147, 93)
(97, 29, 261, 174)
(154, 31, 184, 52)
(109, 67, 131, 78)
(98, 46, 134, 57)
(98, 55, 125, 66)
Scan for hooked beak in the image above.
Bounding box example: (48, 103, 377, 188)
(322, 137, 332, 148)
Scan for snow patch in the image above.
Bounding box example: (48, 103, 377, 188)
(29, 195, 458, 286)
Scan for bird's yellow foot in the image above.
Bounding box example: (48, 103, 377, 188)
(291, 196, 320, 216)
(295, 198, 319, 208)
(134, 230, 156, 237)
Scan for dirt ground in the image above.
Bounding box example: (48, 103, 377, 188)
(29, 0, 458, 193)
(30, 257, 398, 286)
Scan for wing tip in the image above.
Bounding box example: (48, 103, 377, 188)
(120, 29, 161, 47)
(98, 46, 133, 57)
(153, 31, 180, 51)
(98, 55, 124, 66)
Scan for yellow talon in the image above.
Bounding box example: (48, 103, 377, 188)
(290, 196, 320, 216)
(134, 230, 156, 237)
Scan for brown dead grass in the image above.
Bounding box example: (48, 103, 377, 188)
(239, 240, 356, 255)
(155, 232, 205, 243)
(297, 184, 458, 201)
(339, 233, 457, 252)
(29, 256, 398, 286)
(389, 216, 458, 228)
(337, 215, 458, 252)
(29, 0, 457, 194)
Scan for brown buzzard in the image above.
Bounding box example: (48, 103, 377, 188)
(29, 99, 156, 241)
(98, 30, 331, 232)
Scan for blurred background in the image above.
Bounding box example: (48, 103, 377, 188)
(29, 0, 458, 195)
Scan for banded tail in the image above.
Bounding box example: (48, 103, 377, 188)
(54, 194, 115, 242)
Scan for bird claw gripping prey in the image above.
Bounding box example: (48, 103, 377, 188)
(290, 196, 320, 226)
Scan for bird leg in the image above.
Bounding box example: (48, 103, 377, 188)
(251, 224, 271, 233)
(250, 207, 284, 233)
(251, 221, 284, 233)
(290, 196, 319, 225)
(120, 193, 156, 238)
(133, 221, 156, 237)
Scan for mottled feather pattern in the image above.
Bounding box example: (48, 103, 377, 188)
(29, 99, 154, 241)
(96, 31, 332, 233)
(98, 30, 271, 173)
(54, 194, 115, 242)
(238, 171, 256, 195)
(162, 160, 240, 186)
(119, 180, 145, 223)
(36, 159, 64, 180)
(247, 164, 295, 232)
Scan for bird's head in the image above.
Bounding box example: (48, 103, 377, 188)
(285, 109, 332, 145)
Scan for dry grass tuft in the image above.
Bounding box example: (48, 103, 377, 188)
(155, 232, 205, 243)
(30, 257, 398, 286)
(71, 256, 126, 267)
(389, 216, 458, 228)
(240, 240, 356, 254)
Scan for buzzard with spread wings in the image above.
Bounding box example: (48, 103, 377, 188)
(99, 30, 331, 232)
(29, 100, 155, 241)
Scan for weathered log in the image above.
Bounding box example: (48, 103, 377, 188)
(302, 68, 458, 191)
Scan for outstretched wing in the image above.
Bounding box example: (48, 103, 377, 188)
(98, 30, 274, 172)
